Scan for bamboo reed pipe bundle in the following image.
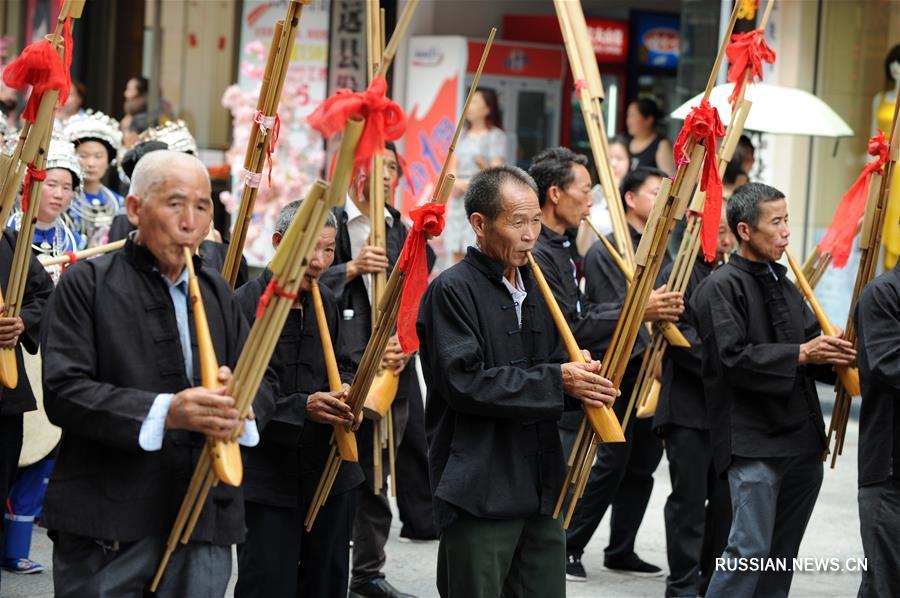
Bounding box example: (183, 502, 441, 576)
(555, 1, 743, 527)
(38, 239, 125, 267)
(554, 0, 632, 266)
(827, 92, 899, 467)
(222, 0, 306, 287)
(626, 0, 775, 422)
(785, 249, 861, 398)
(312, 279, 358, 462)
(528, 252, 625, 442)
(0, 3, 85, 388)
(151, 118, 364, 591)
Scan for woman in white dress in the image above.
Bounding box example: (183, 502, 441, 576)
(444, 88, 507, 264)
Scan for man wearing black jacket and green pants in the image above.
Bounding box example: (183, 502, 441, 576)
(417, 165, 619, 597)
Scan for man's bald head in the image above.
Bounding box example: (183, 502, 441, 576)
(129, 150, 210, 201)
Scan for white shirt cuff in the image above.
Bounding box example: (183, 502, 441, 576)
(139, 393, 174, 451)
(238, 419, 260, 447)
(138, 393, 260, 450)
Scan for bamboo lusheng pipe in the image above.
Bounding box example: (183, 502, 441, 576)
(222, 0, 306, 287)
(584, 217, 689, 348)
(183, 246, 244, 486)
(152, 118, 363, 591)
(527, 252, 625, 443)
(556, 0, 743, 526)
(826, 93, 900, 468)
(785, 249, 861, 397)
(39, 238, 125, 267)
(625, 12, 769, 423)
(554, 0, 632, 267)
(307, 177, 458, 529)
(312, 279, 358, 462)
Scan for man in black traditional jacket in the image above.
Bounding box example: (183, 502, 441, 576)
(417, 165, 619, 597)
(0, 233, 54, 594)
(854, 260, 900, 597)
(653, 208, 734, 597)
(319, 142, 423, 598)
(693, 183, 855, 597)
(41, 150, 275, 597)
(565, 166, 684, 579)
(234, 201, 364, 598)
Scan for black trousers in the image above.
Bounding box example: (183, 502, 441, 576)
(562, 378, 663, 560)
(395, 372, 437, 540)
(858, 479, 900, 598)
(0, 414, 23, 594)
(52, 531, 230, 598)
(236, 489, 356, 598)
(663, 425, 731, 597)
(351, 389, 409, 587)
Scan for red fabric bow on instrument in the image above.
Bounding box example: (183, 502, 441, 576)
(818, 132, 890, 268)
(675, 99, 725, 262)
(20, 164, 46, 214)
(725, 28, 775, 108)
(307, 76, 406, 176)
(2, 10, 73, 123)
(397, 202, 446, 353)
(255, 277, 298, 320)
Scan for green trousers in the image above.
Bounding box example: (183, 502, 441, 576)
(436, 512, 566, 598)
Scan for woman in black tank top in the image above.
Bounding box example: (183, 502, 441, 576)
(626, 98, 675, 175)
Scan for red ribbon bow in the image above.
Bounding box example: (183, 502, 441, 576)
(21, 164, 46, 214)
(674, 99, 725, 262)
(725, 28, 776, 108)
(306, 76, 406, 176)
(255, 277, 298, 320)
(3, 4, 72, 123)
(397, 202, 446, 353)
(61, 250, 78, 271)
(255, 111, 281, 187)
(818, 131, 891, 268)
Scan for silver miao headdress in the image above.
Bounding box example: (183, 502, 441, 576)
(140, 119, 197, 154)
(46, 130, 85, 191)
(63, 109, 123, 158)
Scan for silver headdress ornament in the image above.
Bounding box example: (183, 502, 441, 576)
(0, 111, 17, 157)
(63, 109, 123, 159)
(140, 119, 198, 155)
(45, 130, 85, 192)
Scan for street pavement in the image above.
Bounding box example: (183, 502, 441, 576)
(1, 415, 864, 598)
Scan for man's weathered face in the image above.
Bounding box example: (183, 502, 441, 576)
(129, 164, 212, 276)
(741, 198, 789, 262)
(554, 163, 593, 229)
(383, 148, 400, 201)
(301, 226, 336, 291)
(476, 181, 542, 269)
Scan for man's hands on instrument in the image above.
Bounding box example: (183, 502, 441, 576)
(346, 245, 389, 280)
(381, 335, 411, 373)
(308, 385, 356, 428)
(561, 351, 619, 409)
(0, 310, 24, 348)
(644, 286, 684, 323)
(799, 331, 856, 366)
(166, 366, 239, 439)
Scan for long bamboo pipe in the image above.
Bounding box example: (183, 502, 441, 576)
(527, 252, 625, 443)
(312, 279, 358, 462)
(785, 249, 860, 397)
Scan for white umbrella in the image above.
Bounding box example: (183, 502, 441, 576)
(670, 82, 853, 137)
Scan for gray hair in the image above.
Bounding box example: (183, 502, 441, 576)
(464, 165, 538, 221)
(128, 150, 210, 199)
(727, 182, 786, 239)
(274, 199, 338, 235)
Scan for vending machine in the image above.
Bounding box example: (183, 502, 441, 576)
(400, 36, 566, 218)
